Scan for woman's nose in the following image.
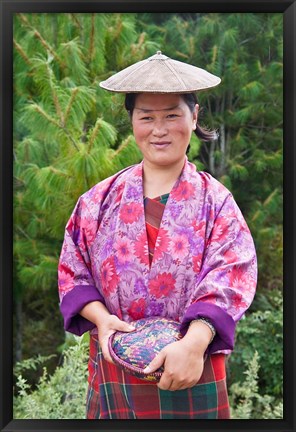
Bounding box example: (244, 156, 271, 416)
(152, 120, 167, 137)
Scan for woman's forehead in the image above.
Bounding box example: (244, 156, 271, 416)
(134, 93, 186, 112)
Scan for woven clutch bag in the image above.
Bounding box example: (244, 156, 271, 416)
(108, 316, 182, 382)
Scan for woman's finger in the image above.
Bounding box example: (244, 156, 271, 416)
(114, 320, 135, 333)
(143, 351, 165, 374)
(157, 374, 174, 391)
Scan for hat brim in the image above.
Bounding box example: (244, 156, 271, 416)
(99, 52, 221, 94)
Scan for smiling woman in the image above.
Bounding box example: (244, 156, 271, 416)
(58, 51, 257, 419)
(131, 94, 198, 188)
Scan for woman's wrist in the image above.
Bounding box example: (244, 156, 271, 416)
(189, 317, 216, 344)
(79, 300, 111, 328)
(182, 318, 215, 355)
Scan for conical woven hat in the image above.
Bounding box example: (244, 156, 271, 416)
(99, 51, 221, 93)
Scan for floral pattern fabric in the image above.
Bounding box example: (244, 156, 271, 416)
(58, 158, 257, 353)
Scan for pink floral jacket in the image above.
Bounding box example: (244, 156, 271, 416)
(58, 159, 257, 354)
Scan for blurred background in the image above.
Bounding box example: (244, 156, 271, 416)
(13, 12, 283, 419)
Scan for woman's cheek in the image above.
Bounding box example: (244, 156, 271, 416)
(133, 124, 151, 145)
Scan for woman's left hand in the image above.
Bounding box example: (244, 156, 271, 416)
(143, 319, 213, 391)
(143, 339, 204, 391)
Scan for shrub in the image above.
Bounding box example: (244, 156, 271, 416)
(14, 336, 89, 419)
(228, 292, 283, 398)
(229, 351, 283, 419)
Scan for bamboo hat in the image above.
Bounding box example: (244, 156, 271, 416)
(99, 51, 221, 94)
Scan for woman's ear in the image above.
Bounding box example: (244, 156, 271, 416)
(193, 104, 199, 129)
(195, 104, 199, 120)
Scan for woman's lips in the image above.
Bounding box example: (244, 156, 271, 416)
(151, 141, 171, 149)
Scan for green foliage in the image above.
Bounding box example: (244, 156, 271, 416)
(13, 336, 282, 419)
(229, 351, 283, 419)
(14, 337, 89, 419)
(248, 189, 283, 293)
(13, 13, 146, 363)
(228, 293, 283, 398)
(14, 353, 57, 377)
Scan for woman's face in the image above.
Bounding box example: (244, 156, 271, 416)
(131, 93, 198, 169)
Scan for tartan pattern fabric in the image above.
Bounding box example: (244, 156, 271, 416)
(86, 334, 230, 419)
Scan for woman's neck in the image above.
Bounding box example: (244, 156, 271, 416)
(142, 158, 186, 198)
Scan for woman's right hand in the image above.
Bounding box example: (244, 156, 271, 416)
(97, 314, 135, 363)
(79, 301, 135, 364)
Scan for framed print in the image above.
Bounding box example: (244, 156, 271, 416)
(1, 0, 295, 431)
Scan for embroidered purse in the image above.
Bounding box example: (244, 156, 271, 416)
(108, 316, 182, 382)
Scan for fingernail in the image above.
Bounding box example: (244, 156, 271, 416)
(143, 367, 151, 374)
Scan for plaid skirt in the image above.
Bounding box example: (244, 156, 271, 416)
(86, 333, 230, 419)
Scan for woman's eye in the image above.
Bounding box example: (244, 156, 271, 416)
(167, 114, 178, 118)
(140, 116, 153, 121)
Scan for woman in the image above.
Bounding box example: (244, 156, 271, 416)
(58, 52, 257, 419)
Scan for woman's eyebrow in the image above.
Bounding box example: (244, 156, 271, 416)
(134, 105, 180, 113)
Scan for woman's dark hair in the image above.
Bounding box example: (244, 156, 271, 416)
(124, 92, 218, 142)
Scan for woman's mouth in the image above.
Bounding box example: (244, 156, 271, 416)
(151, 142, 171, 149)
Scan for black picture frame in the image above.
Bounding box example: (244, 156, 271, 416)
(1, 1, 295, 431)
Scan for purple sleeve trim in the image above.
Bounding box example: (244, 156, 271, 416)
(180, 302, 236, 355)
(60, 285, 105, 336)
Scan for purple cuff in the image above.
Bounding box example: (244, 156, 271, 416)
(60, 285, 105, 336)
(180, 302, 236, 354)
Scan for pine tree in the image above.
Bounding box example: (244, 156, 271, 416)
(13, 13, 157, 362)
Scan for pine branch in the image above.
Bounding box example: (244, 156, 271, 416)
(33, 31, 65, 70)
(70, 13, 82, 30)
(115, 16, 123, 39)
(48, 166, 70, 178)
(13, 39, 32, 66)
(88, 14, 95, 63)
(112, 135, 132, 158)
(88, 118, 102, 152)
(14, 149, 18, 163)
(32, 104, 79, 151)
(63, 87, 79, 125)
(211, 44, 218, 65)
(246, 122, 283, 131)
(61, 128, 80, 151)
(130, 32, 146, 56)
(16, 225, 32, 242)
(33, 104, 60, 128)
(46, 63, 64, 125)
(240, 36, 257, 46)
(17, 14, 65, 70)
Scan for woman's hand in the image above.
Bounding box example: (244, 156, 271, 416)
(79, 301, 135, 364)
(143, 338, 204, 391)
(97, 314, 135, 363)
(143, 319, 213, 391)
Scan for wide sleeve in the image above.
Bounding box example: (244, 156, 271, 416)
(180, 192, 257, 354)
(58, 196, 105, 336)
